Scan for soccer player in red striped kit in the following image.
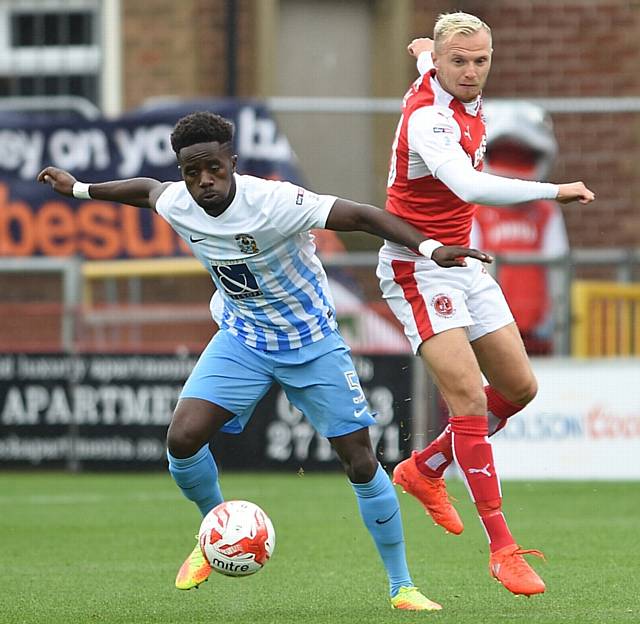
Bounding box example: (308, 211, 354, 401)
(377, 12, 595, 596)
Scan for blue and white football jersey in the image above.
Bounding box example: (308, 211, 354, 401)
(155, 174, 338, 351)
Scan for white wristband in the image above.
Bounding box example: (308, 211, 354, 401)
(418, 239, 443, 259)
(72, 182, 91, 199)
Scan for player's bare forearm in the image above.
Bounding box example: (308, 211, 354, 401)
(37, 166, 165, 209)
(325, 199, 493, 267)
(326, 199, 424, 250)
(85, 178, 164, 209)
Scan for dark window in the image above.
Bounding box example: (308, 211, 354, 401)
(11, 11, 93, 47)
(0, 77, 13, 97)
(0, 73, 97, 101)
(4, 8, 100, 107)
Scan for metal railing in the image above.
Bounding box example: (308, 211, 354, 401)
(0, 95, 101, 119)
(1, 249, 639, 356)
(490, 248, 640, 355)
(266, 95, 640, 115)
(0, 256, 82, 352)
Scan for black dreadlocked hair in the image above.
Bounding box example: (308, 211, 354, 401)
(170, 111, 234, 155)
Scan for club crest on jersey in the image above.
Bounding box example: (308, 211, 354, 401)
(234, 233, 260, 254)
(296, 187, 305, 205)
(431, 293, 455, 318)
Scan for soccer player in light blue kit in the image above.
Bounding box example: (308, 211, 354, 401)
(38, 111, 492, 612)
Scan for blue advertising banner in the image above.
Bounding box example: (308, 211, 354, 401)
(0, 99, 303, 259)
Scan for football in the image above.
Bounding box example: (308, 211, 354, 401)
(198, 500, 276, 577)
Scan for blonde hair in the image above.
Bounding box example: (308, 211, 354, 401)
(433, 12, 491, 51)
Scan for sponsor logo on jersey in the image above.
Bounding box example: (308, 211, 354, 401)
(433, 126, 453, 134)
(212, 263, 263, 299)
(473, 133, 487, 168)
(431, 293, 455, 318)
(234, 233, 260, 254)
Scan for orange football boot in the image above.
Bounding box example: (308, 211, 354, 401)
(392, 451, 463, 535)
(489, 544, 546, 596)
(175, 541, 212, 590)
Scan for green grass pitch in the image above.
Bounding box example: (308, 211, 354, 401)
(1, 472, 639, 623)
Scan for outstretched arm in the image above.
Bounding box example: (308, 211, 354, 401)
(325, 198, 492, 268)
(435, 159, 595, 205)
(405, 108, 596, 207)
(37, 166, 171, 210)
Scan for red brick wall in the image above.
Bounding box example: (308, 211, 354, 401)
(120, 0, 638, 248)
(412, 0, 640, 247)
(121, 0, 254, 110)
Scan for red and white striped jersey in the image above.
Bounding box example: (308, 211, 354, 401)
(386, 68, 487, 246)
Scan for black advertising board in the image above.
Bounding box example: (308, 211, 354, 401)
(0, 353, 413, 471)
(0, 354, 194, 469)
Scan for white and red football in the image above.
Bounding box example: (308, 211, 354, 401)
(198, 500, 276, 577)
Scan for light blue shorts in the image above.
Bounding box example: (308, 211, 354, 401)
(180, 329, 376, 438)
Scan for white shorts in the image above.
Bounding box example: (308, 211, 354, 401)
(377, 244, 514, 353)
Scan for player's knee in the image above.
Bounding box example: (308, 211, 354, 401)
(166, 413, 206, 459)
(341, 449, 378, 484)
(446, 385, 487, 416)
(507, 376, 538, 406)
(522, 377, 538, 404)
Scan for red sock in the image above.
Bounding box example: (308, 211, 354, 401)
(414, 424, 453, 478)
(450, 415, 515, 552)
(414, 387, 525, 477)
(485, 386, 524, 436)
(478, 504, 515, 552)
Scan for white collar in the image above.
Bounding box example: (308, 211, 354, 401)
(432, 74, 482, 117)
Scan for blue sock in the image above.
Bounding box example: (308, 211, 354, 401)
(167, 444, 224, 517)
(351, 463, 413, 597)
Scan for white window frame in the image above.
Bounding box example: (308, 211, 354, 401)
(0, 0, 122, 115)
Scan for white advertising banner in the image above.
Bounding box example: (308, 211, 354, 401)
(491, 358, 640, 480)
